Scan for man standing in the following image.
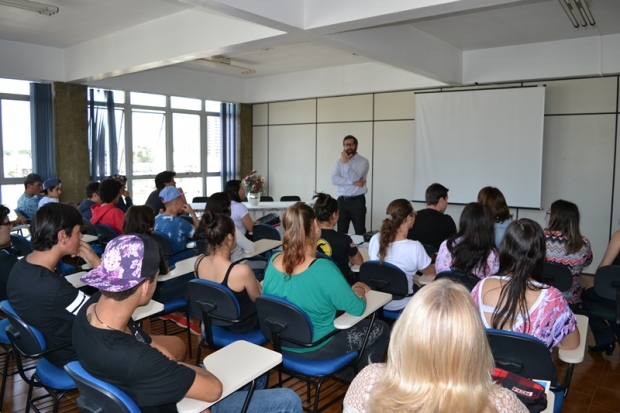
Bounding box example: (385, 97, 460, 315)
(16, 173, 43, 222)
(407, 183, 457, 250)
(331, 135, 369, 235)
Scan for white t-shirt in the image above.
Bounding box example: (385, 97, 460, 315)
(231, 201, 249, 235)
(368, 234, 431, 311)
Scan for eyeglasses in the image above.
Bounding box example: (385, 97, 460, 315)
(545, 211, 551, 217)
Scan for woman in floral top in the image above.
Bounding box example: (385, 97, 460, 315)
(471, 219, 579, 351)
(435, 202, 499, 279)
(544, 200, 593, 304)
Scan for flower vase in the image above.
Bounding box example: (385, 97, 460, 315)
(249, 193, 260, 206)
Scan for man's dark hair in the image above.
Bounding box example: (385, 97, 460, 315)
(85, 181, 100, 199)
(0, 205, 10, 223)
(23, 173, 42, 189)
(31, 203, 83, 251)
(343, 135, 358, 146)
(425, 183, 449, 206)
(99, 178, 123, 204)
(123, 205, 155, 236)
(154, 171, 176, 191)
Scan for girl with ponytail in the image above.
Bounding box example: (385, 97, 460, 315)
(368, 199, 435, 311)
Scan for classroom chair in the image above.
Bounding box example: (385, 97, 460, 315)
(358, 260, 413, 321)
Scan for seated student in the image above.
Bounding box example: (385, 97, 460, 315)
(478, 186, 513, 247)
(7, 203, 101, 368)
(90, 178, 125, 235)
(154, 186, 199, 265)
(225, 179, 256, 236)
(194, 211, 261, 333)
(313, 193, 363, 285)
(471, 219, 579, 352)
(369, 199, 435, 311)
(110, 174, 133, 212)
(263, 203, 390, 376)
(16, 173, 43, 222)
(344, 279, 529, 413)
(544, 200, 593, 305)
(0, 205, 20, 301)
(78, 181, 101, 221)
(145, 170, 177, 214)
(38, 178, 62, 209)
(435, 202, 499, 279)
(194, 192, 263, 270)
(74, 234, 302, 413)
(406, 183, 457, 250)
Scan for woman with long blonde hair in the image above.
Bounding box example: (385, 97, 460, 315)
(368, 199, 434, 311)
(343, 279, 528, 413)
(263, 203, 390, 374)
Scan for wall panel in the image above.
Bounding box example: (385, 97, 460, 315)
(269, 99, 316, 125)
(317, 94, 373, 123)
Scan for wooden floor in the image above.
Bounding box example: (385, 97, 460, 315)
(1, 317, 619, 413)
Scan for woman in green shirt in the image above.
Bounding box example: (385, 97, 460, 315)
(263, 202, 390, 376)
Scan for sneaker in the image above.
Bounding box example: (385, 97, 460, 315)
(159, 313, 202, 336)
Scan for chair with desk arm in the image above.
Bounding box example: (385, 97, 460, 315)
(188, 279, 266, 365)
(358, 260, 412, 321)
(486, 314, 588, 413)
(64, 361, 140, 413)
(93, 223, 118, 248)
(255, 294, 376, 413)
(435, 270, 481, 291)
(0, 301, 76, 413)
(542, 263, 573, 293)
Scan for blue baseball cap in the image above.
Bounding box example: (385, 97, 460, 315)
(159, 186, 185, 203)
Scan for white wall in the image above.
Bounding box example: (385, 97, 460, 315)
(0, 39, 64, 82)
(253, 75, 620, 271)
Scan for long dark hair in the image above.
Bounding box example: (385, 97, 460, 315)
(224, 180, 243, 203)
(477, 186, 512, 223)
(313, 193, 339, 223)
(123, 205, 155, 236)
(547, 199, 583, 254)
(446, 203, 496, 275)
(379, 199, 414, 263)
(491, 219, 546, 332)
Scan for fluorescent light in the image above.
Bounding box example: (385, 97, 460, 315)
(194, 58, 256, 75)
(0, 0, 58, 15)
(557, 0, 595, 28)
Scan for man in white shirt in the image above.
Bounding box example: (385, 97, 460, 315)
(331, 135, 369, 235)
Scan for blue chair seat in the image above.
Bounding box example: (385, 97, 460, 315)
(210, 326, 266, 348)
(159, 297, 187, 314)
(36, 359, 76, 390)
(0, 319, 10, 345)
(383, 310, 401, 320)
(282, 351, 358, 377)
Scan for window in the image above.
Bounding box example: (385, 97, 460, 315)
(0, 78, 32, 215)
(88, 89, 224, 205)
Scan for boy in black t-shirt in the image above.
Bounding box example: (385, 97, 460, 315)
(75, 234, 302, 413)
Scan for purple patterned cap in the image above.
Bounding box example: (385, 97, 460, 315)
(81, 235, 165, 292)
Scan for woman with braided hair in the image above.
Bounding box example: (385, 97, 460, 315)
(368, 199, 435, 311)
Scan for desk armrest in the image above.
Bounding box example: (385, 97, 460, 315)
(334, 290, 392, 329)
(558, 314, 588, 364)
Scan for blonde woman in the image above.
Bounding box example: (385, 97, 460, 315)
(343, 279, 528, 413)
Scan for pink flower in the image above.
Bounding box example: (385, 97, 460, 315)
(251, 170, 257, 174)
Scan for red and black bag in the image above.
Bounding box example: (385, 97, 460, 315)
(492, 367, 548, 413)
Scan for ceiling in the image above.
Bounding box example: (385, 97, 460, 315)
(0, 0, 619, 81)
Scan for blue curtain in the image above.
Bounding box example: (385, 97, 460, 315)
(88, 89, 117, 180)
(30, 83, 55, 179)
(221, 103, 238, 187)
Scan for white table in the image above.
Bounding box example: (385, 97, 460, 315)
(64, 271, 164, 321)
(158, 256, 198, 282)
(334, 290, 392, 329)
(242, 239, 282, 259)
(558, 314, 588, 364)
(176, 340, 282, 413)
(82, 234, 98, 243)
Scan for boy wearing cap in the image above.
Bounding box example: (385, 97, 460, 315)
(38, 178, 62, 209)
(74, 234, 302, 413)
(7, 203, 101, 368)
(154, 186, 199, 265)
(90, 178, 125, 235)
(16, 173, 43, 221)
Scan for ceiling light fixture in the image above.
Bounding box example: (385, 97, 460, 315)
(0, 0, 58, 15)
(194, 57, 256, 75)
(558, 0, 595, 28)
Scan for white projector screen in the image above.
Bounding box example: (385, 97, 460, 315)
(413, 87, 545, 209)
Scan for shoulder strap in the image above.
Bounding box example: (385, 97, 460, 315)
(222, 262, 238, 285)
(194, 254, 207, 278)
